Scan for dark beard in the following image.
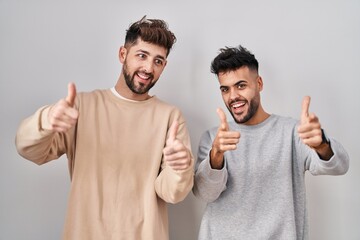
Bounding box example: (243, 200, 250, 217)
(123, 64, 155, 94)
(229, 96, 260, 124)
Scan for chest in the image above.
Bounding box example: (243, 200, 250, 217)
(224, 127, 295, 183)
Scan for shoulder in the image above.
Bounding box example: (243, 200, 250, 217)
(77, 89, 108, 100)
(151, 97, 188, 125)
(271, 114, 298, 127)
(270, 115, 301, 140)
(152, 97, 177, 109)
(74, 89, 110, 106)
(153, 97, 183, 115)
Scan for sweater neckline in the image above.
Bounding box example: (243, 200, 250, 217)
(106, 89, 158, 105)
(230, 114, 276, 131)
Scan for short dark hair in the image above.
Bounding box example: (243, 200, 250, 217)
(125, 15, 176, 56)
(211, 45, 259, 75)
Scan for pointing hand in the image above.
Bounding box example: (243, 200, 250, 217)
(297, 96, 323, 148)
(163, 121, 191, 171)
(210, 108, 240, 169)
(47, 83, 79, 132)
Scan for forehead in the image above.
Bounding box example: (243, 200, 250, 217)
(218, 66, 255, 85)
(127, 39, 168, 58)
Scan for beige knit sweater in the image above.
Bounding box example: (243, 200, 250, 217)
(16, 89, 194, 240)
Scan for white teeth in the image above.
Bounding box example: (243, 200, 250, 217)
(232, 102, 245, 108)
(137, 73, 150, 80)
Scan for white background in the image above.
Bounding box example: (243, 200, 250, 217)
(1, 0, 359, 239)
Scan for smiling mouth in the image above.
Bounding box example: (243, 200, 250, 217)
(230, 101, 246, 114)
(136, 72, 153, 84)
(137, 72, 150, 80)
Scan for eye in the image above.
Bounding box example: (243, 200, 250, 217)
(137, 53, 146, 59)
(155, 59, 164, 66)
(220, 87, 228, 93)
(236, 83, 246, 89)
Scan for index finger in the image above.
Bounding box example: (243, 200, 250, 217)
(301, 96, 311, 123)
(66, 82, 77, 107)
(217, 108, 229, 131)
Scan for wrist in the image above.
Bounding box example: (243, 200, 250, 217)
(313, 129, 330, 150)
(313, 129, 333, 160)
(210, 149, 224, 169)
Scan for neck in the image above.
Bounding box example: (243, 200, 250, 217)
(244, 104, 270, 126)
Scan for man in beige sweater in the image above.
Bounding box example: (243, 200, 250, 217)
(15, 16, 194, 240)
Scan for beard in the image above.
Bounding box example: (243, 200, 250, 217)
(123, 63, 156, 95)
(228, 94, 260, 124)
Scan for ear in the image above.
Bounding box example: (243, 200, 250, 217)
(257, 76, 264, 91)
(119, 46, 127, 63)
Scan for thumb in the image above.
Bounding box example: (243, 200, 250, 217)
(66, 82, 77, 107)
(217, 108, 229, 131)
(167, 120, 179, 143)
(301, 96, 310, 124)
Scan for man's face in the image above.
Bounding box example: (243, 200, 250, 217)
(119, 39, 168, 95)
(218, 66, 263, 125)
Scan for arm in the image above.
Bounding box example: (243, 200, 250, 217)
(155, 114, 194, 204)
(193, 108, 239, 203)
(193, 130, 228, 203)
(301, 133, 350, 176)
(297, 96, 349, 175)
(15, 83, 78, 165)
(15, 106, 75, 165)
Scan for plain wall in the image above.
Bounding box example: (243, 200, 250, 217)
(1, 0, 359, 239)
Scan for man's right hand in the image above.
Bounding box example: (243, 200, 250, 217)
(47, 83, 79, 133)
(210, 108, 240, 169)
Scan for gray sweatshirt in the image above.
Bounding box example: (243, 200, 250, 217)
(193, 114, 349, 240)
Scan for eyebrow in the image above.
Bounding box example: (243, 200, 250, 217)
(234, 80, 246, 86)
(220, 80, 246, 89)
(136, 49, 166, 61)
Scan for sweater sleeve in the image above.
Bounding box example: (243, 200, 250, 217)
(15, 105, 75, 165)
(295, 127, 350, 175)
(193, 130, 228, 203)
(306, 137, 350, 175)
(154, 116, 194, 204)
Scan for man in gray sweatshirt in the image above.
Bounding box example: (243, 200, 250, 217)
(193, 45, 349, 240)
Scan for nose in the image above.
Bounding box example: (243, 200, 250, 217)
(229, 88, 238, 101)
(143, 60, 154, 73)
